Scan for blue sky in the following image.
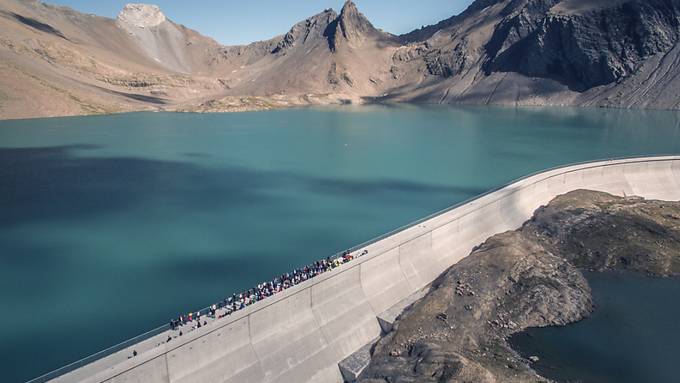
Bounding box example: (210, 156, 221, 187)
(46, 0, 474, 45)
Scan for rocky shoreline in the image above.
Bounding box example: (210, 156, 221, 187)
(359, 190, 680, 383)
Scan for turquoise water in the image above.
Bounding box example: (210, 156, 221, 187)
(1, 105, 679, 382)
(510, 272, 680, 383)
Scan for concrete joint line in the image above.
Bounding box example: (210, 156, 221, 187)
(357, 263, 379, 317)
(247, 314, 268, 377)
(397, 245, 416, 293)
(309, 288, 334, 349)
(164, 353, 171, 383)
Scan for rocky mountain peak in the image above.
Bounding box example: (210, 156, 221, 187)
(340, 0, 361, 18)
(117, 3, 167, 28)
(272, 9, 338, 53)
(337, 0, 377, 42)
(325, 1, 396, 52)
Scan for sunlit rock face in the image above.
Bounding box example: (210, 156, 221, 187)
(115, 3, 192, 73)
(117, 3, 167, 29)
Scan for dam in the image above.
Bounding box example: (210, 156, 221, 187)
(36, 156, 680, 383)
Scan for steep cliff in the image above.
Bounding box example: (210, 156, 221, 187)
(386, 0, 680, 109)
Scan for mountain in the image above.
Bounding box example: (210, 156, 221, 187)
(184, 1, 402, 112)
(0, 0, 229, 119)
(115, 3, 221, 74)
(386, 0, 680, 109)
(1, 0, 680, 119)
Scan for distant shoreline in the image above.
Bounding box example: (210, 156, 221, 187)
(3, 100, 679, 122)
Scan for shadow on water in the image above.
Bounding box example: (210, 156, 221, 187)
(0, 145, 486, 229)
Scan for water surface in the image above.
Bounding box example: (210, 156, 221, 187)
(1, 105, 679, 382)
(510, 272, 680, 383)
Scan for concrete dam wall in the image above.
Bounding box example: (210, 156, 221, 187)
(53, 156, 680, 383)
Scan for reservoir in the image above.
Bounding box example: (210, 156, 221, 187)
(1, 105, 679, 382)
(510, 272, 680, 383)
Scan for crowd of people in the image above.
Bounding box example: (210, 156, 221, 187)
(168, 249, 369, 335)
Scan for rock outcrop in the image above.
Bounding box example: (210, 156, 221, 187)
(484, 0, 680, 91)
(117, 3, 166, 28)
(360, 231, 591, 383)
(329, 1, 396, 50)
(115, 3, 226, 74)
(384, 0, 680, 109)
(524, 190, 680, 275)
(359, 190, 680, 382)
(270, 9, 337, 54)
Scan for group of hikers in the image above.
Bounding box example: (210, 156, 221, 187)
(167, 248, 369, 335)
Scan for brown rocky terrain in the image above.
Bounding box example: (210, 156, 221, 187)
(359, 190, 680, 383)
(2, 0, 680, 119)
(0, 0, 229, 118)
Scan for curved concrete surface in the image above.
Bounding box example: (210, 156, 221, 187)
(50, 156, 680, 383)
